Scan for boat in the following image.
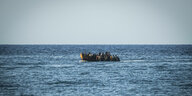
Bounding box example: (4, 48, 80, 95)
(80, 52, 120, 61)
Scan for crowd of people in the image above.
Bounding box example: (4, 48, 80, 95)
(80, 52, 120, 61)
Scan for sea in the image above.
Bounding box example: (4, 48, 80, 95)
(0, 45, 192, 96)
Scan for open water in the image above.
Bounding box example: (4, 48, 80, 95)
(0, 45, 192, 96)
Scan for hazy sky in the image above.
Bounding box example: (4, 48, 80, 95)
(0, 0, 192, 44)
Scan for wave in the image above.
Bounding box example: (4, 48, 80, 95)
(121, 59, 147, 63)
(47, 79, 105, 87)
(121, 59, 192, 63)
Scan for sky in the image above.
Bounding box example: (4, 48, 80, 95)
(0, 0, 192, 44)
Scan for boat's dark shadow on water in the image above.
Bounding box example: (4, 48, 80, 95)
(79, 60, 121, 63)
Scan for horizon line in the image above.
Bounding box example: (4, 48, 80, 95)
(0, 43, 192, 45)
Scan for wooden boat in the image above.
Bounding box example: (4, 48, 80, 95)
(80, 52, 120, 61)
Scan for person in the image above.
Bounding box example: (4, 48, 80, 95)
(105, 52, 110, 56)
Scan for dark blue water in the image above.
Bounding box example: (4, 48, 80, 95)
(0, 45, 192, 96)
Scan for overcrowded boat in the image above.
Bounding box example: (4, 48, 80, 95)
(80, 52, 120, 61)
